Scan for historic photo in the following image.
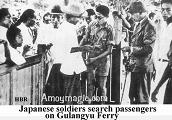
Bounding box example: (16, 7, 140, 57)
(0, 0, 171, 105)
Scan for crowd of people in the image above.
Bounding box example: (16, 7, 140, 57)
(0, 0, 172, 105)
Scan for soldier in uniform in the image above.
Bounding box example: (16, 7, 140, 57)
(80, 5, 113, 104)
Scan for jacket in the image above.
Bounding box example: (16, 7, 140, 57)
(131, 17, 156, 72)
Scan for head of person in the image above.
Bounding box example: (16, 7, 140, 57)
(149, 12, 156, 20)
(128, 1, 147, 22)
(62, 2, 84, 25)
(16, 9, 36, 27)
(7, 25, 23, 48)
(86, 9, 96, 24)
(90, 1, 96, 7)
(95, 5, 110, 23)
(51, 14, 62, 28)
(51, 5, 63, 28)
(0, 8, 12, 28)
(43, 12, 51, 24)
(161, 0, 172, 21)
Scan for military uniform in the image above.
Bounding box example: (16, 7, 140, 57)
(82, 20, 113, 102)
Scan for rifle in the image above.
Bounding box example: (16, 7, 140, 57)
(120, 54, 130, 104)
(120, 50, 134, 104)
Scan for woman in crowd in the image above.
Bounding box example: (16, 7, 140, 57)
(15, 9, 37, 56)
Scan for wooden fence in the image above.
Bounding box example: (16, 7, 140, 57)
(0, 54, 46, 105)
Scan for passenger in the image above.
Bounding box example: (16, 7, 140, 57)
(15, 9, 37, 57)
(122, 1, 156, 104)
(0, 8, 12, 64)
(151, 0, 172, 104)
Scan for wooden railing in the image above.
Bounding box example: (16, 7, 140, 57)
(0, 54, 46, 105)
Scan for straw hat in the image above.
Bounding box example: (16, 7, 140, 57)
(61, 2, 85, 17)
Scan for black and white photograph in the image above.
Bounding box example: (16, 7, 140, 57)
(0, 0, 172, 106)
